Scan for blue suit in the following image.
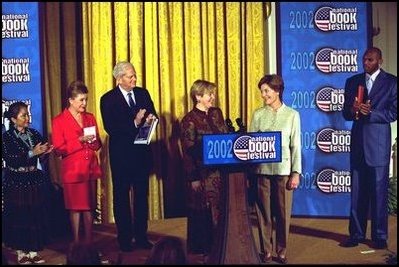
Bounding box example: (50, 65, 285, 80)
(343, 69, 397, 242)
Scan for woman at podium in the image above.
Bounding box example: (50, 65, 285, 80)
(180, 80, 228, 255)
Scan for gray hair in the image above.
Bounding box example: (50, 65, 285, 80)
(112, 61, 134, 79)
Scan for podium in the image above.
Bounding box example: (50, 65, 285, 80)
(202, 132, 282, 264)
(206, 171, 261, 264)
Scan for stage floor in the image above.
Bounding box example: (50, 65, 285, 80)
(2, 214, 397, 265)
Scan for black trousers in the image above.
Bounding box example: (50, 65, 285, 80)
(111, 175, 149, 246)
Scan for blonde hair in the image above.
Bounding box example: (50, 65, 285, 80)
(190, 80, 216, 104)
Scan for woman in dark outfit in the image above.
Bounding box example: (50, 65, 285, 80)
(2, 102, 53, 264)
(180, 80, 228, 255)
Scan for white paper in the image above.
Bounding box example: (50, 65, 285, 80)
(83, 126, 96, 141)
(360, 250, 375, 254)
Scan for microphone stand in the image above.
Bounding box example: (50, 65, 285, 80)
(225, 118, 236, 133)
(235, 118, 247, 133)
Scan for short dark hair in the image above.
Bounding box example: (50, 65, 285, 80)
(365, 47, 382, 59)
(257, 74, 284, 101)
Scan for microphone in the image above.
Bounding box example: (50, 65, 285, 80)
(225, 118, 236, 133)
(235, 118, 247, 133)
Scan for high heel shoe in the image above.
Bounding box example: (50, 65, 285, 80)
(277, 254, 288, 264)
(263, 252, 272, 263)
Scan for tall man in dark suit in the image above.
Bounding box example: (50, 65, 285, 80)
(100, 61, 157, 252)
(342, 47, 397, 249)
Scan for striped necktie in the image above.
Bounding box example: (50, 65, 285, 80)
(127, 92, 135, 108)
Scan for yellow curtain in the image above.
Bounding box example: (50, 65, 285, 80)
(81, 2, 269, 222)
(42, 2, 82, 186)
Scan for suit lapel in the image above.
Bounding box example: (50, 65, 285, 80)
(64, 109, 83, 130)
(133, 88, 141, 106)
(114, 87, 133, 111)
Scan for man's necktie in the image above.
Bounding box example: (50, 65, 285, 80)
(366, 76, 373, 94)
(127, 92, 135, 108)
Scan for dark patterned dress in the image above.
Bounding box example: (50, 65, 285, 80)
(180, 107, 228, 254)
(2, 127, 50, 252)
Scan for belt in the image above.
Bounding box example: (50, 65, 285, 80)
(7, 166, 37, 172)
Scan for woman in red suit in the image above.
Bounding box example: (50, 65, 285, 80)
(52, 80, 102, 244)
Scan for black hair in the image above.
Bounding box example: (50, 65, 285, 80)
(4, 101, 28, 127)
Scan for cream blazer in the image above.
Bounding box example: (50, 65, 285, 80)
(249, 103, 301, 176)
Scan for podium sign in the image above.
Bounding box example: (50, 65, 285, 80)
(203, 131, 282, 264)
(202, 132, 282, 165)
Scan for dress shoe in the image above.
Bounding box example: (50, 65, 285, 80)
(277, 254, 288, 264)
(119, 243, 133, 252)
(30, 255, 45, 264)
(135, 240, 153, 249)
(372, 240, 387, 249)
(190, 248, 207, 254)
(340, 238, 364, 248)
(263, 252, 272, 263)
(18, 256, 32, 265)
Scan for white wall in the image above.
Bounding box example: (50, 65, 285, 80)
(372, 2, 397, 177)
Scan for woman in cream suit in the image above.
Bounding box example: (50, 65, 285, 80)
(249, 74, 301, 264)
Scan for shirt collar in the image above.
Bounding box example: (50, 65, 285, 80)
(367, 69, 380, 82)
(119, 86, 135, 102)
(265, 103, 286, 113)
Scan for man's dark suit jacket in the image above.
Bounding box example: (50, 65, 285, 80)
(343, 69, 397, 167)
(100, 86, 157, 180)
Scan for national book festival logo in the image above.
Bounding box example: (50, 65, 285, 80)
(315, 48, 358, 74)
(314, 6, 358, 32)
(233, 135, 277, 161)
(316, 128, 350, 153)
(2, 13, 29, 39)
(316, 86, 344, 112)
(317, 168, 351, 193)
(2, 58, 31, 83)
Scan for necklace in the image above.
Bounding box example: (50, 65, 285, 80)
(14, 128, 34, 149)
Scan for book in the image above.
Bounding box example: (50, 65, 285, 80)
(134, 118, 158, 145)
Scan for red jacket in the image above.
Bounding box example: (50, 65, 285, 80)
(52, 109, 102, 184)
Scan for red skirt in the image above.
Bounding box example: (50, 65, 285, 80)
(63, 180, 97, 210)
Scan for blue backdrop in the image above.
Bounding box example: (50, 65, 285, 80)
(2, 2, 43, 171)
(2, 2, 43, 133)
(277, 2, 371, 216)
